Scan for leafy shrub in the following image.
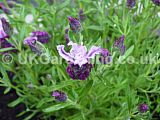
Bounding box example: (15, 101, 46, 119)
(0, 0, 160, 119)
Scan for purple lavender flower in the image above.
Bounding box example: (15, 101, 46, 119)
(52, 90, 67, 102)
(46, 0, 54, 5)
(68, 16, 82, 33)
(23, 36, 37, 46)
(126, 0, 136, 8)
(65, 28, 69, 34)
(57, 41, 107, 80)
(113, 35, 126, 55)
(57, 41, 102, 67)
(78, 9, 86, 22)
(7, 0, 16, 8)
(0, 3, 11, 14)
(0, 0, 18, 12)
(8, 0, 23, 7)
(67, 63, 93, 80)
(99, 49, 112, 64)
(120, 45, 126, 55)
(24, 31, 50, 54)
(152, 0, 160, 6)
(31, 31, 50, 44)
(114, 35, 125, 48)
(23, 36, 41, 54)
(138, 103, 148, 113)
(64, 28, 70, 45)
(0, 39, 17, 53)
(30, 0, 38, 7)
(0, 18, 12, 39)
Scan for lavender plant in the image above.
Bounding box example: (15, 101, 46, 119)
(0, 0, 160, 120)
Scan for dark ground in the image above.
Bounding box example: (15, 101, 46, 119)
(0, 86, 56, 120)
(0, 87, 26, 120)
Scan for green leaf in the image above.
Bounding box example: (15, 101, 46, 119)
(79, 80, 93, 100)
(4, 87, 11, 94)
(87, 25, 103, 31)
(24, 112, 38, 120)
(66, 113, 82, 120)
(16, 111, 29, 117)
(36, 98, 54, 108)
(0, 48, 16, 52)
(43, 102, 73, 113)
(8, 98, 24, 107)
(56, 0, 70, 10)
(85, 8, 97, 14)
(45, 80, 77, 92)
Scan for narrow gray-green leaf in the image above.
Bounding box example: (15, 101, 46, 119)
(87, 25, 103, 31)
(8, 98, 24, 107)
(43, 102, 72, 113)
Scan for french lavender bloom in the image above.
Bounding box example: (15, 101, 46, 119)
(99, 49, 112, 64)
(57, 41, 110, 80)
(23, 36, 40, 54)
(64, 28, 70, 45)
(0, 18, 12, 39)
(23, 31, 50, 54)
(126, 0, 136, 8)
(68, 16, 82, 33)
(78, 9, 86, 22)
(138, 103, 148, 113)
(46, 0, 54, 5)
(7, 0, 16, 8)
(0, 39, 17, 53)
(23, 36, 37, 46)
(52, 90, 67, 102)
(57, 41, 102, 67)
(113, 35, 126, 55)
(66, 63, 93, 80)
(30, 0, 38, 7)
(1, 0, 18, 8)
(0, 3, 11, 14)
(57, 41, 104, 80)
(31, 31, 50, 44)
(152, 0, 160, 6)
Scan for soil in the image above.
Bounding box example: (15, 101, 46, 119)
(0, 87, 26, 120)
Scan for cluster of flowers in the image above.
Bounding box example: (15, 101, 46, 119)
(0, 18, 17, 53)
(151, 0, 160, 6)
(54, 15, 126, 101)
(59, 16, 115, 81)
(55, 16, 150, 115)
(0, 0, 20, 14)
(126, 0, 160, 7)
(0, 1, 154, 112)
(0, 0, 159, 15)
(23, 31, 50, 54)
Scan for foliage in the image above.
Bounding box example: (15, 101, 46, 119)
(0, 0, 160, 120)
